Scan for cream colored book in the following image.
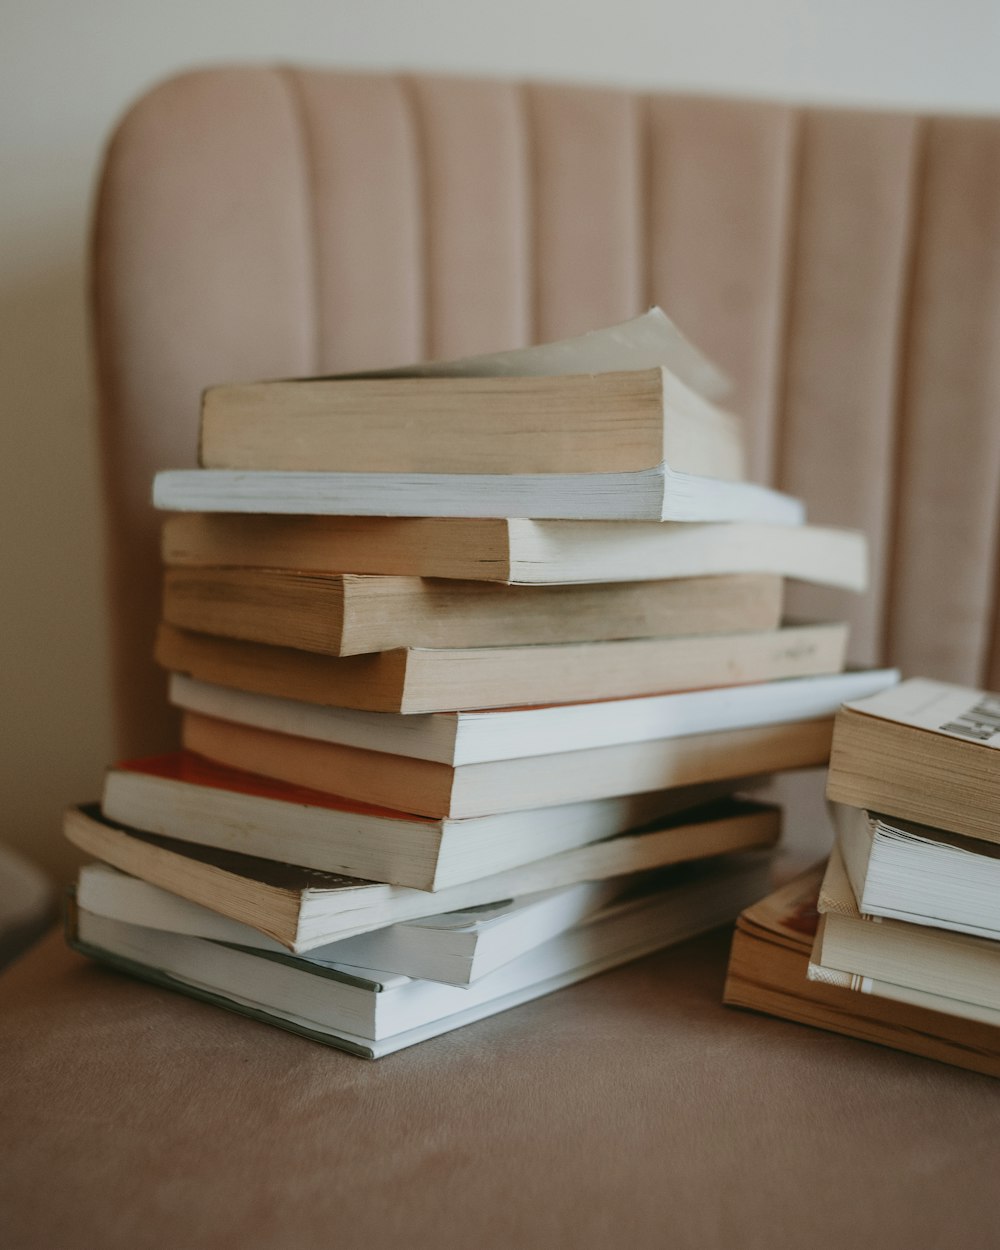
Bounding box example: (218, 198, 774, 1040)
(181, 709, 834, 820)
(64, 797, 779, 949)
(156, 620, 849, 714)
(808, 846, 1000, 1028)
(827, 678, 1000, 844)
(160, 569, 783, 657)
(199, 367, 743, 479)
(199, 308, 733, 474)
(162, 515, 867, 589)
(370, 306, 731, 399)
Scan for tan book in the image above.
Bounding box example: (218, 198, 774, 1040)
(723, 863, 1000, 1080)
(827, 678, 1000, 844)
(161, 515, 868, 590)
(200, 367, 744, 479)
(156, 620, 849, 715)
(808, 845, 1000, 1027)
(161, 569, 783, 657)
(182, 710, 834, 820)
(65, 796, 779, 951)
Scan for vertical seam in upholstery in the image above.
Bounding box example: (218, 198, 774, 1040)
(975, 139, 1000, 684)
(982, 451, 1000, 686)
(636, 93, 652, 311)
(90, 124, 135, 754)
(981, 441, 1000, 685)
(398, 75, 432, 361)
(274, 67, 322, 373)
(770, 106, 806, 492)
(879, 115, 929, 668)
(521, 81, 539, 344)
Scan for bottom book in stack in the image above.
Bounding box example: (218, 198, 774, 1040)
(723, 857, 1000, 1080)
(66, 798, 777, 1058)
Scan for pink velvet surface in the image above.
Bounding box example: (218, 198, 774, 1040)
(3, 929, 999, 1250)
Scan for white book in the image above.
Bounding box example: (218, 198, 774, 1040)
(77, 862, 621, 987)
(153, 464, 804, 525)
(72, 854, 770, 1059)
(100, 755, 742, 890)
(808, 845, 1000, 1027)
(171, 669, 899, 767)
(833, 802, 1000, 941)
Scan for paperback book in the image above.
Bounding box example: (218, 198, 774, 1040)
(70, 853, 770, 1059)
(723, 862, 1000, 1079)
(77, 862, 622, 987)
(64, 797, 780, 950)
(156, 620, 849, 714)
(162, 515, 867, 589)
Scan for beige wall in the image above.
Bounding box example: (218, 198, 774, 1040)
(4, 0, 1000, 881)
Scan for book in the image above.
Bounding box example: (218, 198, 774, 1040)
(181, 710, 835, 820)
(100, 752, 743, 890)
(826, 679, 1000, 844)
(69, 854, 770, 1059)
(156, 621, 849, 714)
(63, 798, 780, 950)
(77, 863, 623, 987)
(170, 668, 899, 767)
(809, 845, 1000, 1026)
(832, 801, 1000, 940)
(351, 307, 732, 400)
(199, 367, 744, 479)
(161, 569, 784, 657)
(153, 464, 804, 525)
(199, 308, 732, 474)
(723, 863, 1000, 1080)
(161, 515, 868, 589)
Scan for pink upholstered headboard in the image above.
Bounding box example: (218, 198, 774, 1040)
(92, 67, 1000, 754)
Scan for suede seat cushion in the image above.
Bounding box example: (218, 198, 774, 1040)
(3, 930, 998, 1250)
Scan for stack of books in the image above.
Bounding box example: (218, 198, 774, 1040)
(725, 678, 1000, 1078)
(66, 309, 892, 1058)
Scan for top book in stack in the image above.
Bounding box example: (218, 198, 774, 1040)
(827, 679, 1000, 845)
(153, 310, 804, 524)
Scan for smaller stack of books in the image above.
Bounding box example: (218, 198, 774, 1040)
(67, 310, 892, 1057)
(725, 678, 1000, 1078)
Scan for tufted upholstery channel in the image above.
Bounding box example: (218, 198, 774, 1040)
(92, 68, 1000, 753)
